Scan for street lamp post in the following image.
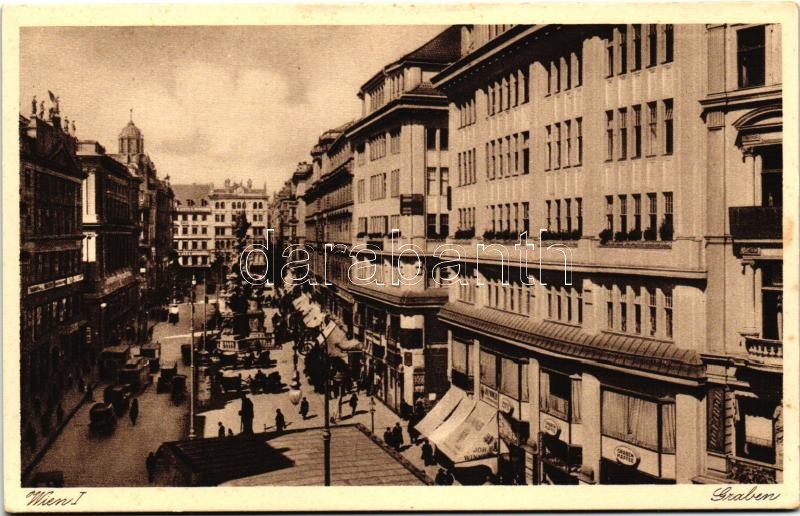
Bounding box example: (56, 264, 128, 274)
(189, 275, 196, 439)
(316, 317, 335, 486)
(369, 396, 376, 434)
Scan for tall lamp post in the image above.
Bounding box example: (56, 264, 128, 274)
(188, 274, 196, 439)
(317, 317, 336, 486)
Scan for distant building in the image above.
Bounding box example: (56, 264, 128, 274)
(111, 115, 175, 308)
(77, 140, 142, 351)
(172, 183, 213, 276)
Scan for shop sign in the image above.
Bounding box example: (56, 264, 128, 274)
(499, 395, 515, 414)
(413, 371, 425, 393)
(542, 418, 560, 437)
(464, 434, 498, 461)
(400, 194, 424, 216)
(614, 445, 640, 467)
(480, 385, 498, 406)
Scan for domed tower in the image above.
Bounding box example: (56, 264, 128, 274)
(118, 110, 143, 156)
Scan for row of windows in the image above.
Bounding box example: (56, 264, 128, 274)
(426, 213, 449, 239)
(104, 234, 136, 274)
(546, 284, 584, 325)
(545, 198, 584, 237)
(488, 202, 530, 236)
(487, 131, 530, 179)
(606, 24, 674, 78)
(425, 167, 450, 196)
(605, 99, 673, 161)
(319, 183, 353, 212)
(369, 134, 387, 161)
(457, 98, 477, 128)
(175, 213, 209, 222)
(425, 128, 449, 151)
(605, 283, 673, 339)
(24, 294, 83, 342)
(26, 249, 82, 285)
(176, 225, 208, 235)
(604, 192, 673, 240)
(457, 149, 477, 186)
(457, 207, 476, 231)
(175, 239, 209, 250)
(179, 255, 209, 266)
(545, 47, 583, 95)
(369, 173, 387, 200)
(25, 172, 81, 236)
(213, 201, 264, 210)
(487, 66, 530, 116)
(545, 118, 583, 171)
(479, 349, 530, 402)
(487, 278, 534, 317)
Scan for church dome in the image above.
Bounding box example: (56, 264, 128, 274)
(119, 120, 142, 139)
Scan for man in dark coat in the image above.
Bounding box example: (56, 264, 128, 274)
(383, 427, 393, 447)
(275, 408, 286, 433)
(435, 468, 448, 485)
(217, 421, 226, 438)
(299, 397, 309, 420)
(146, 452, 157, 483)
(421, 439, 434, 466)
(129, 398, 139, 426)
(392, 422, 404, 450)
(348, 392, 358, 417)
(239, 393, 254, 434)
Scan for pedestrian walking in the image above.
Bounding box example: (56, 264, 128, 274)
(275, 409, 286, 433)
(299, 397, 309, 420)
(435, 468, 448, 485)
(146, 452, 157, 483)
(392, 422, 404, 450)
(421, 439, 434, 466)
(348, 392, 358, 417)
(217, 421, 226, 438)
(383, 427, 393, 448)
(129, 398, 139, 426)
(227, 428, 234, 436)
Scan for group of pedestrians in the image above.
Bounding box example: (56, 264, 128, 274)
(382, 422, 406, 451)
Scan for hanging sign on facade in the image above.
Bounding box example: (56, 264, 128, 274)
(614, 445, 640, 467)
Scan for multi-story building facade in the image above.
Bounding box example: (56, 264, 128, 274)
(426, 23, 774, 486)
(208, 179, 269, 260)
(20, 111, 87, 409)
(700, 23, 783, 484)
(347, 26, 461, 414)
(111, 116, 175, 308)
(172, 183, 213, 276)
(305, 123, 355, 333)
(77, 140, 142, 353)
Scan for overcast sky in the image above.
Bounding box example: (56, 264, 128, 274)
(20, 25, 446, 193)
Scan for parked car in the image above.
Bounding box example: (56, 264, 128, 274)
(99, 345, 131, 383)
(103, 384, 131, 415)
(171, 375, 187, 403)
(141, 342, 161, 372)
(89, 403, 117, 435)
(157, 361, 178, 393)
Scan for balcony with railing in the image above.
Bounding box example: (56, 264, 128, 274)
(729, 206, 782, 240)
(743, 335, 782, 368)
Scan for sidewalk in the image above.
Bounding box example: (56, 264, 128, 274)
(197, 336, 460, 485)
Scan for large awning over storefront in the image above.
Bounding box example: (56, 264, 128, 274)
(302, 304, 325, 329)
(415, 387, 467, 438)
(437, 401, 500, 464)
(428, 394, 475, 446)
(323, 323, 362, 358)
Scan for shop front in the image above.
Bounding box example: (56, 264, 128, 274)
(539, 368, 583, 485)
(599, 388, 677, 484)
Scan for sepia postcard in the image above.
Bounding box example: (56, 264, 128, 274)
(2, 2, 799, 512)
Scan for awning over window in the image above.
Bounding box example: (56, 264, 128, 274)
(324, 324, 360, 358)
(416, 387, 467, 438)
(302, 304, 325, 329)
(429, 395, 475, 447)
(437, 401, 499, 464)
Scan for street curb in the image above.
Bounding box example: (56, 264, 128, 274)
(354, 423, 434, 485)
(21, 390, 91, 484)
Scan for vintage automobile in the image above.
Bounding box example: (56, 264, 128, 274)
(103, 384, 131, 415)
(168, 303, 180, 324)
(181, 343, 191, 366)
(119, 357, 151, 393)
(219, 369, 242, 393)
(171, 375, 187, 403)
(141, 342, 161, 372)
(99, 344, 131, 383)
(157, 361, 178, 393)
(89, 402, 117, 435)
